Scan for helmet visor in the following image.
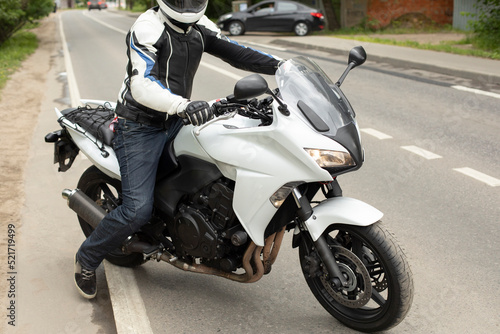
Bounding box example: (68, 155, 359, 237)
(162, 0, 208, 13)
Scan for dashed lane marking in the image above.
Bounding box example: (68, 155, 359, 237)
(361, 128, 393, 140)
(401, 145, 443, 160)
(453, 167, 500, 187)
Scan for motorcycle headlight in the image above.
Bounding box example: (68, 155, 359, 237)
(305, 148, 355, 168)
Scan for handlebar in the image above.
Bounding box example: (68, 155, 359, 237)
(193, 110, 238, 136)
(181, 93, 275, 131)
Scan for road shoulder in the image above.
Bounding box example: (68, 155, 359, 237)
(0, 13, 116, 333)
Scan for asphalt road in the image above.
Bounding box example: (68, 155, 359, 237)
(24, 9, 500, 334)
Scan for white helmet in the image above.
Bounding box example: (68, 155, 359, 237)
(157, 0, 208, 24)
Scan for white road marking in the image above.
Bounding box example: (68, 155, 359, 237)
(453, 167, 500, 187)
(200, 61, 243, 81)
(451, 85, 500, 99)
(59, 16, 81, 106)
(238, 40, 287, 51)
(82, 10, 128, 34)
(401, 145, 442, 160)
(361, 128, 393, 140)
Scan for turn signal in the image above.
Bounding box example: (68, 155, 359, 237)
(270, 182, 303, 208)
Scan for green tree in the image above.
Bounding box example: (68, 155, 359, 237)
(0, 0, 53, 46)
(469, 0, 500, 51)
(204, 0, 232, 19)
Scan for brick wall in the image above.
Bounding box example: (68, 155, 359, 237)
(367, 0, 454, 27)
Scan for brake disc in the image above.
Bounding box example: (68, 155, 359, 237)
(374, 276, 388, 292)
(320, 246, 372, 308)
(360, 245, 387, 292)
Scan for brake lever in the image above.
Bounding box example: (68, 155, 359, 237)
(194, 110, 238, 136)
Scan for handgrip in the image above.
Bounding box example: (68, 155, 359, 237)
(181, 105, 218, 126)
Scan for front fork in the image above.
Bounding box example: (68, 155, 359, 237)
(292, 185, 349, 289)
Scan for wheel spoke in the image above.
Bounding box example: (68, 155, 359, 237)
(371, 289, 386, 306)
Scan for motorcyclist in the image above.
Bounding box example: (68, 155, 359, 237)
(74, 0, 281, 299)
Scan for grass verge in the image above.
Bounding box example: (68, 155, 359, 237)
(0, 26, 39, 93)
(319, 25, 500, 60)
(331, 34, 500, 60)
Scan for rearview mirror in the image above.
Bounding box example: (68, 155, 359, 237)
(233, 74, 269, 100)
(336, 46, 367, 87)
(348, 46, 367, 68)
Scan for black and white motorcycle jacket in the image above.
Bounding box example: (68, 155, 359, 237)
(117, 7, 281, 122)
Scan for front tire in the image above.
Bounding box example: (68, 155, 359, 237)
(77, 166, 145, 267)
(299, 222, 413, 332)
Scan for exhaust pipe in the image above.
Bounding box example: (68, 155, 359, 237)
(61, 188, 157, 255)
(62, 188, 106, 229)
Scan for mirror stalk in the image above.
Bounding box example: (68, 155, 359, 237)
(335, 62, 355, 87)
(336, 46, 367, 87)
(267, 89, 289, 116)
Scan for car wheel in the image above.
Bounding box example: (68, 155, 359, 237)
(228, 21, 245, 36)
(294, 22, 310, 36)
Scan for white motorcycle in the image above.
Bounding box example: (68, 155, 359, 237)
(45, 47, 413, 332)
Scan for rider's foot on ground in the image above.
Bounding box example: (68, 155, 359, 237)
(74, 254, 97, 299)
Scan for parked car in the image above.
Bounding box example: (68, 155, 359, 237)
(87, 0, 107, 10)
(217, 0, 324, 36)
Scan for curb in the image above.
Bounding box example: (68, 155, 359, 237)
(104, 261, 154, 334)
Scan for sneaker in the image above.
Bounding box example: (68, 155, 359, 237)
(74, 255, 97, 299)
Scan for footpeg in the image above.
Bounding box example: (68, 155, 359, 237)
(143, 245, 160, 259)
(122, 236, 159, 258)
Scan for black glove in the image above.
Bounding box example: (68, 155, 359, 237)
(184, 101, 213, 126)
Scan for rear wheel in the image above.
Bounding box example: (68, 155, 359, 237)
(294, 21, 310, 36)
(77, 166, 145, 267)
(299, 222, 413, 332)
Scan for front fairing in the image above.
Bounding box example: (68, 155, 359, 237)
(178, 57, 364, 245)
(276, 57, 363, 173)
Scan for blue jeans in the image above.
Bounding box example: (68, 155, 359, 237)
(76, 118, 181, 270)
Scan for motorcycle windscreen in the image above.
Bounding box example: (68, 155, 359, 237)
(276, 57, 356, 137)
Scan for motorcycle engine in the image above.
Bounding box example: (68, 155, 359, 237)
(170, 180, 240, 262)
(173, 206, 218, 258)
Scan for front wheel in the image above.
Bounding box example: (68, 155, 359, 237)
(77, 166, 145, 267)
(299, 221, 413, 332)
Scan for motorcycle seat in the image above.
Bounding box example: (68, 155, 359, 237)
(61, 106, 115, 147)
